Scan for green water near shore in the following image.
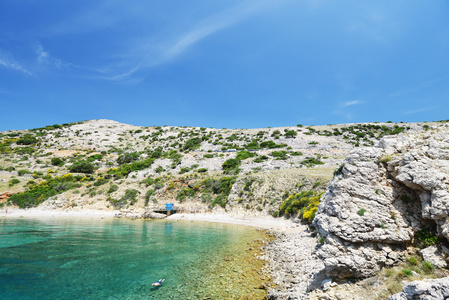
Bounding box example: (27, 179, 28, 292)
(0, 217, 269, 299)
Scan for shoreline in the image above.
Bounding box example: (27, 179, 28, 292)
(167, 212, 307, 234)
(1, 208, 306, 233)
(2, 208, 317, 298)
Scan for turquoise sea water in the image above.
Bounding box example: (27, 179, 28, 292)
(0, 217, 268, 299)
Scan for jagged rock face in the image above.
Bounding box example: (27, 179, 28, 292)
(313, 125, 449, 279)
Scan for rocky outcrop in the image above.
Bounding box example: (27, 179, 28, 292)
(389, 276, 449, 300)
(263, 228, 326, 300)
(0, 192, 12, 203)
(313, 125, 449, 279)
(142, 211, 167, 219)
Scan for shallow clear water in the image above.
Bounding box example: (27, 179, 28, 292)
(0, 217, 268, 299)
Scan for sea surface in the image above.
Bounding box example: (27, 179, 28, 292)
(0, 217, 269, 299)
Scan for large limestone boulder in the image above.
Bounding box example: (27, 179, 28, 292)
(313, 125, 449, 279)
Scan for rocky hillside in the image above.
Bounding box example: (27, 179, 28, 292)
(0, 119, 428, 218)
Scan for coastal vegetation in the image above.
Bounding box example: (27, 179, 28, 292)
(276, 190, 324, 223)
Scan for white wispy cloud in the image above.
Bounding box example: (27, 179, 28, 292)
(343, 100, 363, 107)
(0, 59, 32, 76)
(34, 42, 76, 70)
(0, 51, 32, 76)
(97, 0, 282, 81)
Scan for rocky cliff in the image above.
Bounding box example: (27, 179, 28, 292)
(313, 123, 449, 279)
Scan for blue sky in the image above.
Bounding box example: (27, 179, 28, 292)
(1, 0, 448, 131)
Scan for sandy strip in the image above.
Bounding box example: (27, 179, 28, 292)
(1, 208, 305, 233)
(167, 213, 306, 233)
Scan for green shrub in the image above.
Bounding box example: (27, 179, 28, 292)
(300, 157, 324, 167)
(422, 261, 435, 274)
(290, 151, 303, 156)
(108, 184, 119, 194)
(16, 136, 38, 145)
(243, 177, 255, 191)
(271, 151, 288, 160)
(51, 157, 64, 166)
(197, 168, 208, 173)
(259, 141, 287, 149)
(87, 154, 104, 162)
(179, 167, 190, 174)
(235, 150, 257, 160)
(379, 155, 392, 163)
(144, 189, 154, 205)
(182, 138, 202, 151)
(155, 165, 164, 173)
(117, 153, 139, 165)
(284, 130, 297, 138)
(222, 159, 241, 174)
(17, 169, 32, 176)
(212, 194, 228, 208)
(357, 208, 366, 216)
(9, 178, 20, 186)
(108, 189, 139, 208)
(401, 269, 413, 277)
(245, 141, 259, 150)
(406, 257, 418, 266)
(176, 187, 195, 202)
(201, 176, 236, 208)
(6, 166, 16, 172)
(108, 158, 155, 177)
(415, 228, 438, 248)
(93, 177, 109, 186)
(254, 155, 269, 163)
(69, 161, 95, 174)
(333, 164, 344, 176)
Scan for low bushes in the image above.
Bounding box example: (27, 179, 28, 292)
(69, 161, 95, 174)
(415, 227, 439, 248)
(117, 153, 139, 165)
(8, 174, 82, 208)
(51, 157, 64, 166)
(107, 158, 155, 177)
(222, 158, 241, 174)
(201, 176, 236, 208)
(108, 189, 139, 208)
(300, 157, 324, 167)
(277, 191, 324, 223)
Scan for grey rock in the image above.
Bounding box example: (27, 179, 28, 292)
(321, 279, 332, 291)
(142, 212, 167, 219)
(313, 129, 449, 279)
(420, 246, 447, 268)
(389, 276, 449, 300)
